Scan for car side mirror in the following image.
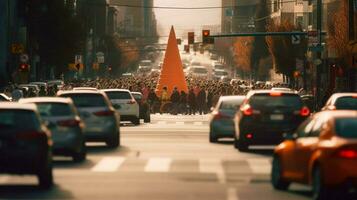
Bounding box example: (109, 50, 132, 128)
(283, 132, 298, 141)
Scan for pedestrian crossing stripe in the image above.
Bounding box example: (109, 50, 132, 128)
(83, 157, 271, 175)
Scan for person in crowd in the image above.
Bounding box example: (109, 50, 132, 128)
(188, 88, 196, 115)
(11, 85, 23, 101)
(197, 87, 207, 115)
(160, 86, 170, 114)
(179, 90, 188, 115)
(170, 87, 180, 115)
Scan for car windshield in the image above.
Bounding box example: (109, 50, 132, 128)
(335, 118, 357, 138)
(193, 68, 207, 73)
(0, 110, 40, 131)
(60, 94, 107, 107)
(249, 94, 302, 109)
(335, 97, 357, 110)
(105, 91, 132, 100)
(132, 94, 142, 100)
(214, 64, 224, 69)
(220, 99, 244, 110)
(36, 103, 73, 117)
(215, 71, 228, 76)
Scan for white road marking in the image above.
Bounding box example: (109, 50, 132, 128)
(91, 157, 125, 172)
(193, 121, 203, 125)
(157, 121, 167, 125)
(227, 187, 239, 200)
(0, 175, 9, 183)
(199, 159, 226, 184)
(247, 158, 271, 174)
(144, 157, 172, 172)
(175, 121, 185, 125)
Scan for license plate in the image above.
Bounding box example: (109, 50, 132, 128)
(270, 114, 284, 120)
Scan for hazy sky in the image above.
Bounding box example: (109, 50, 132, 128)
(154, 0, 221, 38)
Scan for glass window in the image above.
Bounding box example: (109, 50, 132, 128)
(335, 97, 357, 110)
(0, 110, 41, 132)
(335, 118, 357, 138)
(220, 99, 244, 110)
(297, 118, 314, 138)
(36, 103, 73, 117)
(132, 94, 142, 100)
(60, 94, 107, 107)
(249, 94, 303, 109)
(105, 91, 132, 100)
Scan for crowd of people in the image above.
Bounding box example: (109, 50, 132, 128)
(1, 74, 296, 115)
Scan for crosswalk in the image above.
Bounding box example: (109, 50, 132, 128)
(56, 157, 272, 177)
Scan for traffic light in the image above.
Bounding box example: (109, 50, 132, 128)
(19, 63, 29, 72)
(188, 32, 194, 44)
(202, 30, 214, 44)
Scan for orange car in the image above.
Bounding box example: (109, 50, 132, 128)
(271, 111, 357, 200)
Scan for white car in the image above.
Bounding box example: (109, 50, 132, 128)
(57, 90, 121, 148)
(73, 87, 98, 91)
(102, 89, 140, 125)
(0, 93, 11, 101)
(47, 80, 64, 90)
(213, 69, 229, 80)
(187, 66, 208, 78)
(212, 62, 225, 70)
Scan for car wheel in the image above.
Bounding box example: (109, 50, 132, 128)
(312, 166, 332, 200)
(73, 142, 87, 162)
(271, 156, 290, 190)
(144, 112, 151, 123)
(106, 132, 120, 148)
(132, 117, 140, 125)
(209, 131, 217, 143)
(38, 153, 54, 189)
(237, 138, 248, 152)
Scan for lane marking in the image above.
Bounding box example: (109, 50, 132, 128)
(247, 158, 271, 174)
(175, 121, 185, 125)
(91, 157, 125, 172)
(144, 157, 172, 172)
(199, 159, 226, 184)
(193, 121, 203, 125)
(227, 187, 239, 200)
(157, 121, 167, 125)
(0, 175, 9, 183)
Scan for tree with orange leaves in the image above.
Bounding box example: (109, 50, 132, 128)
(233, 37, 255, 72)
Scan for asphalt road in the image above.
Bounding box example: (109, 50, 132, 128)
(0, 114, 313, 200)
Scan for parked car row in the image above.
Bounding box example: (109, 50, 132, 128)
(0, 87, 150, 189)
(208, 91, 357, 199)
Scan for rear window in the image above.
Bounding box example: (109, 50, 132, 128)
(132, 94, 142, 100)
(60, 94, 107, 107)
(335, 97, 357, 110)
(0, 110, 41, 131)
(215, 71, 228, 76)
(335, 118, 357, 138)
(193, 68, 207, 73)
(36, 103, 73, 117)
(220, 99, 244, 110)
(249, 94, 302, 109)
(105, 91, 132, 100)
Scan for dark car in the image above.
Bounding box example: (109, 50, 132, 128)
(0, 103, 53, 188)
(233, 90, 310, 151)
(131, 92, 151, 123)
(322, 93, 357, 111)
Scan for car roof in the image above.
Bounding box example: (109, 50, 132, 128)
(19, 97, 73, 104)
(248, 90, 298, 96)
(102, 89, 131, 93)
(0, 102, 37, 111)
(330, 93, 357, 99)
(219, 95, 245, 101)
(57, 90, 105, 96)
(315, 110, 357, 118)
(73, 87, 98, 91)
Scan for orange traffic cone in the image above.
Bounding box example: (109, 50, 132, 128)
(156, 26, 188, 97)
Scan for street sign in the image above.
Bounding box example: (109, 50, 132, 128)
(292, 35, 301, 44)
(11, 44, 25, 54)
(308, 30, 319, 47)
(75, 55, 82, 64)
(19, 54, 29, 63)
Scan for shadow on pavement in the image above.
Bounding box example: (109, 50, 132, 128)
(53, 159, 96, 169)
(85, 144, 128, 154)
(0, 184, 73, 199)
(245, 149, 275, 157)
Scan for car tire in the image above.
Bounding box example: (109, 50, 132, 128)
(237, 138, 248, 152)
(312, 166, 332, 200)
(106, 132, 120, 148)
(209, 131, 217, 143)
(271, 156, 290, 190)
(37, 153, 54, 189)
(144, 113, 151, 123)
(73, 142, 86, 162)
(132, 117, 140, 125)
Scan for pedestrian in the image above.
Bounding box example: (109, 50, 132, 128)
(179, 90, 188, 115)
(188, 88, 196, 115)
(160, 86, 170, 114)
(170, 87, 180, 115)
(11, 86, 23, 101)
(197, 87, 207, 115)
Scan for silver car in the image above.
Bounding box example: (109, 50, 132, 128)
(20, 97, 86, 162)
(209, 95, 245, 143)
(57, 90, 120, 148)
(102, 89, 140, 125)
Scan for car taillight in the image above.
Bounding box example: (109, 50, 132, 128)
(16, 131, 45, 140)
(246, 133, 253, 139)
(352, 95, 357, 98)
(270, 92, 282, 96)
(337, 149, 357, 159)
(213, 111, 230, 120)
(127, 100, 136, 104)
(241, 104, 254, 116)
(300, 106, 310, 117)
(57, 119, 80, 127)
(94, 110, 115, 116)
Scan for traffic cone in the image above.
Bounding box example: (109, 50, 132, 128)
(156, 26, 188, 97)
